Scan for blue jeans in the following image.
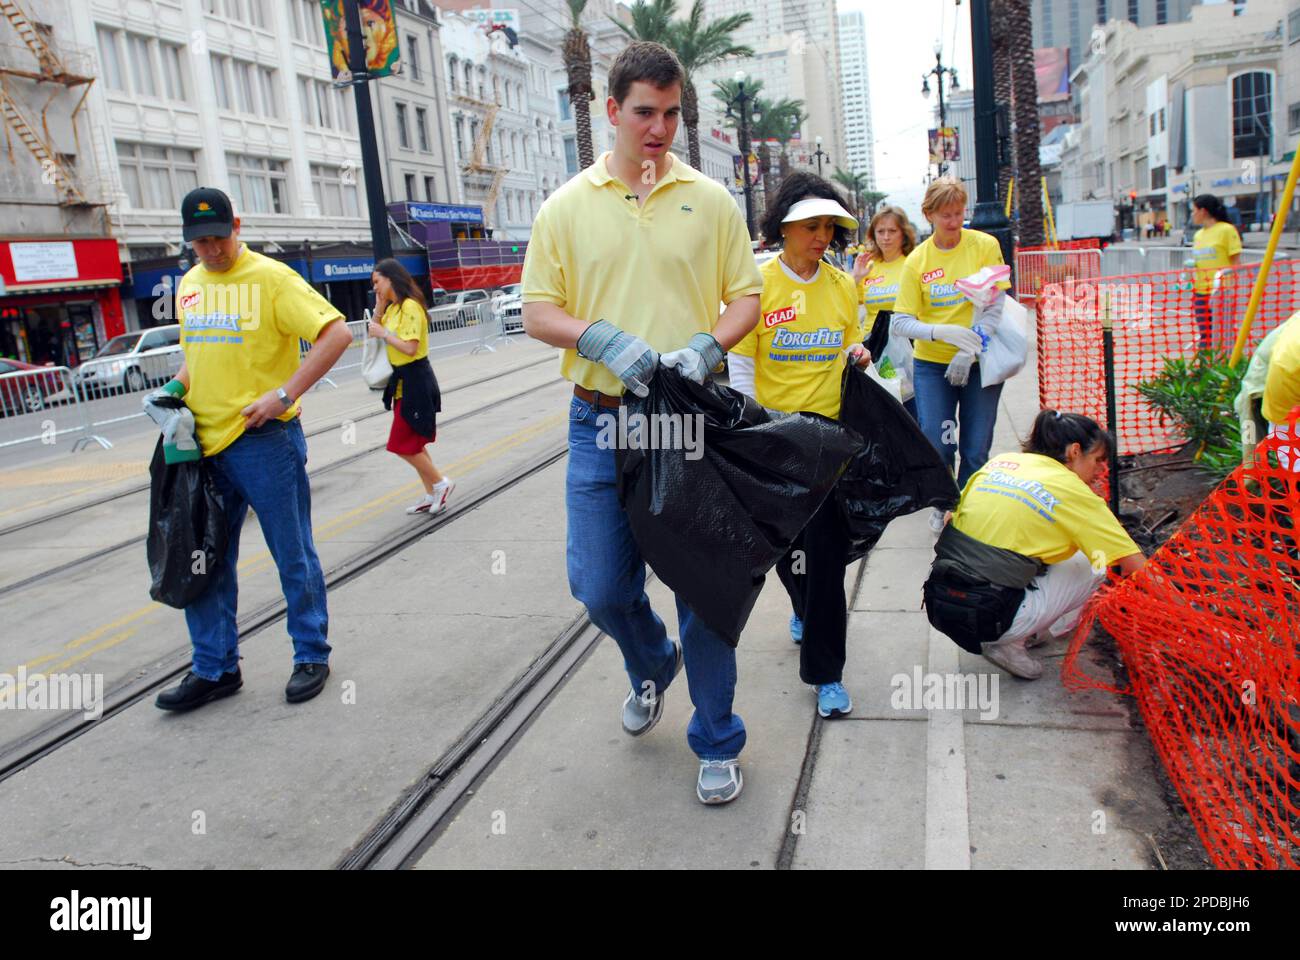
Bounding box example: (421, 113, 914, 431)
(913, 358, 1004, 490)
(184, 417, 330, 680)
(566, 395, 745, 761)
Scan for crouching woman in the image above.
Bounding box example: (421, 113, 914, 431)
(923, 411, 1145, 679)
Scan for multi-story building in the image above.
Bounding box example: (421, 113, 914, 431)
(1032, 0, 1204, 73)
(935, 89, 977, 219)
(1062, 0, 1283, 233)
(698, 0, 845, 175)
(838, 9, 875, 189)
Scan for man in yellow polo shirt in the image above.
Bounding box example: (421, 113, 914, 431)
(522, 41, 762, 805)
(152, 187, 353, 713)
(1263, 310, 1300, 471)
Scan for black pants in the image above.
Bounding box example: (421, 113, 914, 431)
(775, 494, 851, 685)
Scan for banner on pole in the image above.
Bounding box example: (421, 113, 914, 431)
(321, 0, 402, 83)
(928, 126, 960, 164)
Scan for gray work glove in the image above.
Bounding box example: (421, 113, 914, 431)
(576, 319, 658, 398)
(944, 350, 975, 387)
(929, 324, 984, 355)
(659, 332, 724, 384)
(143, 381, 200, 464)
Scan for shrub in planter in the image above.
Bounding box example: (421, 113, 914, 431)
(1135, 350, 1247, 481)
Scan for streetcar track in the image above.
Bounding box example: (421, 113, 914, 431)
(0, 353, 555, 540)
(0, 442, 569, 786)
(0, 369, 565, 598)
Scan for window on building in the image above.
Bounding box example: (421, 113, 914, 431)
(1096, 0, 1106, 25)
(424, 175, 436, 201)
(449, 56, 459, 91)
(1127, 0, 1139, 24)
(127, 34, 157, 98)
(396, 102, 410, 149)
(1232, 71, 1273, 159)
(226, 153, 289, 214)
(557, 88, 571, 121)
(408, 35, 421, 81)
(1159, 108, 1165, 132)
(1156, 0, 1168, 24)
(116, 142, 199, 210)
(493, 76, 501, 105)
(1149, 113, 1156, 136)
(416, 107, 430, 152)
(1292, 8, 1300, 44)
(232, 60, 254, 113)
(96, 27, 124, 91)
(464, 62, 473, 94)
(161, 43, 186, 100)
(211, 54, 231, 110)
(257, 67, 280, 118)
(454, 116, 465, 161)
(1151, 165, 1166, 189)
(1291, 102, 1300, 134)
(404, 173, 416, 201)
(563, 136, 577, 175)
(310, 162, 359, 217)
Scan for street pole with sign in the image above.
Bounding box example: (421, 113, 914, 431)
(342, 0, 392, 262)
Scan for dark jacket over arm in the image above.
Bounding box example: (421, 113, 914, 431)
(382, 358, 440, 439)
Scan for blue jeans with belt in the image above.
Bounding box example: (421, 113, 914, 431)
(184, 417, 330, 680)
(565, 394, 746, 761)
(913, 358, 1004, 491)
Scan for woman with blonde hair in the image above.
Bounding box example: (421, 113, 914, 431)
(851, 204, 919, 417)
(892, 176, 1014, 533)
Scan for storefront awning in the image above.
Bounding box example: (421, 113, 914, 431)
(1, 278, 120, 297)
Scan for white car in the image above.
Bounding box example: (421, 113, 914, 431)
(494, 285, 524, 334)
(74, 325, 184, 398)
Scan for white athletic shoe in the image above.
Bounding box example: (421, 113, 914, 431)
(433, 478, 455, 513)
(406, 493, 439, 515)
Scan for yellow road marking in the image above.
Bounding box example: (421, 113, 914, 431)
(4, 412, 566, 678)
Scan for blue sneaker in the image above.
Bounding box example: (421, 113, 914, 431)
(790, 613, 803, 645)
(816, 682, 852, 718)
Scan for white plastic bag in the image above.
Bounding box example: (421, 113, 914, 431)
(976, 296, 1029, 387)
(865, 360, 904, 404)
(877, 334, 915, 401)
(361, 335, 393, 390)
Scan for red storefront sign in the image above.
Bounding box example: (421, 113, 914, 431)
(0, 237, 125, 342)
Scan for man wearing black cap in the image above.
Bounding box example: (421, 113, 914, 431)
(153, 187, 353, 712)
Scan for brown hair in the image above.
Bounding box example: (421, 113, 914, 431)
(609, 41, 684, 105)
(373, 258, 427, 311)
(864, 205, 918, 260)
(921, 176, 968, 219)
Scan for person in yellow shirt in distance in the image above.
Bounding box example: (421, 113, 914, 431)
(1190, 194, 1242, 348)
(367, 259, 453, 515)
(851, 204, 920, 418)
(727, 173, 873, 720)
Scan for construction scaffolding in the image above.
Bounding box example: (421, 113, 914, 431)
(454, 88, 506, 227)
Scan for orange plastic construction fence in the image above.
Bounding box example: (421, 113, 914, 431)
(1037, 259, 1300, 457)
(1014, 248, 1103, 303)
(1063, 410, 1300, 869)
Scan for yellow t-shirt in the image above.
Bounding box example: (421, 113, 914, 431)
(521, 151, 764, 396)
(893, 229, 1010, 365)
(1192, 221, 1242, 295)
(382, 298, 429, 400)
(953, 452, 1141, 567)
(731, 257, 860, 419)
(1263, 311, 1300, 424)
(177, 246, 342, 456)
(861, 256, 907, 338)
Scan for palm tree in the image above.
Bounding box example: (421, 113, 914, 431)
(991, 3, 1014, 212)
(563, 0, 595, 170)
(614, 0, 753, 171)
(832, 168, 869, 240)
(1000, 0, 1044, 246)
(754, 98, 804, 205)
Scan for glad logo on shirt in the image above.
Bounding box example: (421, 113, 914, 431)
(179, 291, 202, 312)
(921, 268, 946, 284)
(865, 275, 886, 287)
(764, 304, 798, 328)
(988, 459, 1021, 471)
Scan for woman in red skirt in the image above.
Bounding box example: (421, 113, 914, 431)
(367, 259, 452, 515)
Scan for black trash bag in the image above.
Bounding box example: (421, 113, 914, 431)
(836, 364, 960, 563)
(863, 307, 893, 363)
(146, 436, 229, 608)
(616, 367, 863, 647)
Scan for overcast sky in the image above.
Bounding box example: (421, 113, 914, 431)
(840, 0, 974, 225)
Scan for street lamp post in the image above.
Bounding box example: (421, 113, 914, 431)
(922, 40, 959, 176)
(813, 136, 827, 177)
(343, 0, 392, 262)
(968, 0, 1013, 267)
(727, 70, 759, 239)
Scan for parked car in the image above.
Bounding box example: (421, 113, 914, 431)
(445, 288, 491, 325)
(75, 325, 184, 398)
(0, 358, 66, 416)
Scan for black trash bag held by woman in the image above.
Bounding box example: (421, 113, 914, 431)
(836, 364, 960, 562)
(146, 436, 228, 608)
(616, 367, 863, 647)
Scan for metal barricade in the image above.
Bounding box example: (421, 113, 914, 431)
(0, 365, 92, 451)
(68, 348, 184, 449)
(1014, 248, 1103, 303)
(300, 318, 370, 390)
(1099, 244, 1265, 278)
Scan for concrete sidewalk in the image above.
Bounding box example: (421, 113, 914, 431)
(415, 320, 1177, 870)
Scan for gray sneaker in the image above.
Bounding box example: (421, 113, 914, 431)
(621, 636, 684, 737)
(697, 759, 744, 805)
(982, 639, 1044, 680)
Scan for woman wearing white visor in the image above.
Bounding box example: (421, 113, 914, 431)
(729, 173, 874, 718)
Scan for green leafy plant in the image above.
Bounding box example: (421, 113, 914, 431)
(1135, 350, 1247, 480)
